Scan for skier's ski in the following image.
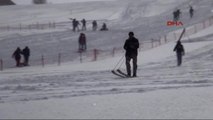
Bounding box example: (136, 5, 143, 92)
(117, 69, 130, 77)
(178, 28, 186, 41)
(111, 70, 127, 78)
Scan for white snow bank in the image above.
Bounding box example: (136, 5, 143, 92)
(0, 86, 213, 119)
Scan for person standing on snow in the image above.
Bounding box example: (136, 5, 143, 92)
(123, 32, 139, 77)
(75, 20, 80, 32)
(173, 41, 185, 66)
(12, 47, 22, 67)
(72, 19, 76, 32)
(92, 20, 98, 31)
(81, 19, 87, 31)
(22, 46, 30, 66)
(78, 33, 87, 52)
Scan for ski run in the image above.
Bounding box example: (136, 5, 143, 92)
(1, 0, 213, 119)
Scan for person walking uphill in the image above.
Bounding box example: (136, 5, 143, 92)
(124, 32, 139, 77)
(173, 41, 185, 66)
(12, 47, 22, 67)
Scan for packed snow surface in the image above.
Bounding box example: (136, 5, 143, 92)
(1, 0, 213, 119)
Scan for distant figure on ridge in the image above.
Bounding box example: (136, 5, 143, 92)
(100, 23, 108, 31)
(81, 18, 87, 31)
(92, 20, 98, 31)
(189, 5, 194, 18)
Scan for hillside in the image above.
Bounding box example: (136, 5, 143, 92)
(1, 0, 213, 119)
(0, 0, 213, 69)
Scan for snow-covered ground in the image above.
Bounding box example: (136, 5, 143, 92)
(1, 0, 213, 119)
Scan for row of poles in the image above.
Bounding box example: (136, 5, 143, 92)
(0, 16, 212, 32)
(0, 22, 56, 31)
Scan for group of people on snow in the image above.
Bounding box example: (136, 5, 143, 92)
(11, 11, 187, 78)
(173, 5, 194, 21)
(75, 19, 108, 52)
(71, 18, 108, 32)
(123, 32, 185, 77)
(12, 46, 30, 67)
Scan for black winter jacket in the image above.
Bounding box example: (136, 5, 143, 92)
(124, 37, 139, 57)
(173, 43, 184, 53)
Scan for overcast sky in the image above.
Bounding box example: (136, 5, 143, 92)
(12, 0, 109, 4)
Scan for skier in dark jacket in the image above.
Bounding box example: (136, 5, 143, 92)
(22, 46, 30, 66)
(78, 33, 87, 51)
(100, 23, 108, 31)
(92, 20, 98, 31)
(12, 47, 22, 67)
(189, 5, 194, 18)
(173, 41, 185, 66)
(124, 32, 139, 77)
(81, 19, 87, 31)
(72, 19, 76, 32)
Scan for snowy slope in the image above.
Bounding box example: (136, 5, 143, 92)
(1, 0, 213, 69)
(0, 29, 213, 118)
(1, 0, 213, 119)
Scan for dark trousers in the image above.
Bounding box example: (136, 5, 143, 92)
(126, 55, 137, 76)
(82, 25, 86, 31)
(15, 58, 21, 67)
(79, 44, 87, 51)
(177, 53, 182, 66)
(24, 56, 29, 66)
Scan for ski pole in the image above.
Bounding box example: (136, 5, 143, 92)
(113, 55, 125, 70)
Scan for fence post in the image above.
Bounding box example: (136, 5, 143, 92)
(7, 25, 10, 31)
(53, 22, 56, 29)
(139, 42, 144, 51)
(37, 22, 40, 30)
(19, 23, 22, 31)
(40, 23, 44, 30)
(93, 49, 98, 61)
(173, 32, 177, 41)
(164, 35, 167, 43)
(151, 39, 154, 48)
(41, 55, 45, 67)
(159, 37, 161, 46)
(79, 51, 83, 63)
(112, 47, 116, 57)
(194, 24, 197, 33)
(49, 22, 51, 28)
(208, 18, 211, 26)
(58, 53, 61, 66)
(140, 42, 143, 51)
(28, 24, 31, 30)
(0, 59, 3, 71)
(203, 21, 206, 29)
